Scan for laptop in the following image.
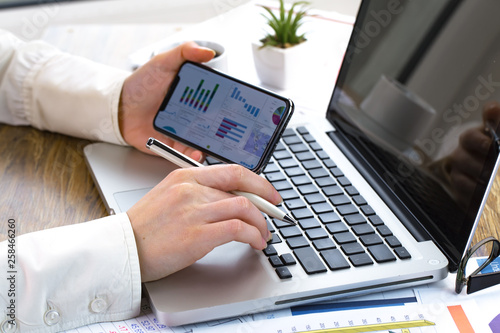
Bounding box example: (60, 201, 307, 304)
(84, 0, 500, 326)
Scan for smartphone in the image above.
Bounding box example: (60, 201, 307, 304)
(153, 61, 294, 174)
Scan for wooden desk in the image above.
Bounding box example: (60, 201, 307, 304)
(0, 124, 106, 241)
(0, 123, 499, 249)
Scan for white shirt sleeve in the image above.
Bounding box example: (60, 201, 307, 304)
(0, 30, 143, 331)
(0, 29, 130, 144)
(0, 213, 142, 332)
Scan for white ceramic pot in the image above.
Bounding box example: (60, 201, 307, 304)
(251, 40, 308, 90)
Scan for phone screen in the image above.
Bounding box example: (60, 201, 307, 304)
(154, 61, 294, 173)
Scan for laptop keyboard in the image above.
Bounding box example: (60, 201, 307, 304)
(207, 126, 412, 279)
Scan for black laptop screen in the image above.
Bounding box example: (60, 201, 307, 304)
(327, 0, 500, 270)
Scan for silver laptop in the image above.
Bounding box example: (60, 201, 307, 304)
(84, 0, 500, 326)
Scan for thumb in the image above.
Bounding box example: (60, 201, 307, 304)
(154, 41, 216, 68)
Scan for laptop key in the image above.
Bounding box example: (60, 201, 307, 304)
(298, 184, 320, 195)
(287, 236, 310, 249)
(337, 176, 351, 187)
(274, 150, 292, 160)
(368, 215, 385, 226)
(269, 255, 284, 267)
(377, 225, 393, 237)
(291, 175, 312, 186)
(275, 267, 292, 279)
(305, 193, 326, 204)
(344, 214, 367, 225)
(269, 233, 283, 244)
(263, 162, 280, 173)
(296, 151, 315, 161)
(361, 205, 376, 215)
(323, 185, 343, 196)
(323, 158, 336, 168)
(285, 166, 305, 177)
(351, 223, 374, 236)
(394, 247, 412, 259)
(326, 222, 349, 234)
(341, 242, 365, 255)
(309, 142, 322, 151)
(272, 180, 293, 191)
(344, 185, 359, 196)
(312, 202, 334, 214)
(360, 234, 383, 246)
(279, 189, 300, 200)
(320, 249, 350, 270)
(285, 198, 307, 210)
(349, 253, 373, 267)
(332, 232, 357, 244)
(352, 195, 367, 206)
(318, 212, 342, 224)
(337, 204, 358, 216)
(303, 159, 322, 170)
(305, 228, 329, 240)
(266, 171, 286, 182)
(282, 128, 296, 136)
(294, 247, 327, 274)
(301, 134, 315, 143)
(315, 176, 337, 187)
(273, 218, 296, 229)
(330, 194, 351, 206)
(309, 168, 329, 179)
(385, 235, 402, 248)
(289, 143, 309, 153)
(292, 208, 314, 220)
(316, 150, 330, 159)
(296, 126, 309, 134)
(278, 158, 299, 169)
(274, 142, 286, 151)
(298, 217, 322, 229)
(330, 167, 344, 177)
(280, 226, 303, 238)
(283, 135, 301, 145)
(280, 253, 297, 265)
(313, 238, 336, 251)
(368, 244, 396, 263)
(263, 244, 277, 256)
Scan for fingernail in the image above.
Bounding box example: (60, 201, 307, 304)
(261, 237, 268, 249)
(267, 230, 272, 242)
(200, 47, 216, 56)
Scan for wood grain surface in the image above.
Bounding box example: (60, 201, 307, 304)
(0, 123, 499, 251)
(0, 124, 106, 241)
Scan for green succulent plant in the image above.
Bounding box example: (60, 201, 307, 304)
(259, 0, 310, 49)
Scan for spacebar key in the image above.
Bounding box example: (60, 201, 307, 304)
(293, 247, 327, 274)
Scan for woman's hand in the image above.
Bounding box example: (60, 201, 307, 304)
(127, 164, 281, 282)
(118, 41, 215, 161)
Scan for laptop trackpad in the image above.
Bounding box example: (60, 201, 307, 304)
(114, 187, 153, 212)
(145, 241, 276, 313)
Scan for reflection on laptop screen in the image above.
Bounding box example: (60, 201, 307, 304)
(327, 0, 500, 269)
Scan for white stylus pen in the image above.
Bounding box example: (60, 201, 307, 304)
(146, 137, 297, 226)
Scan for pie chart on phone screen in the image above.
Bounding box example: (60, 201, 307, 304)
(272, 106, 285, 125)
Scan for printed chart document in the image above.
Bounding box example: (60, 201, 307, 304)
(198, 301, 485, 333)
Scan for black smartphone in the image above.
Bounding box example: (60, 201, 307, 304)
(153, 61, 294, 174)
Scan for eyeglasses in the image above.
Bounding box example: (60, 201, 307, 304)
(455, 236, 500, 294)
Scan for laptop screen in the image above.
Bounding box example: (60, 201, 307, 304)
(327, 0, 500, 270)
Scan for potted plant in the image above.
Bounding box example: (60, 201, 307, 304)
(252, 0, 310, 89)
